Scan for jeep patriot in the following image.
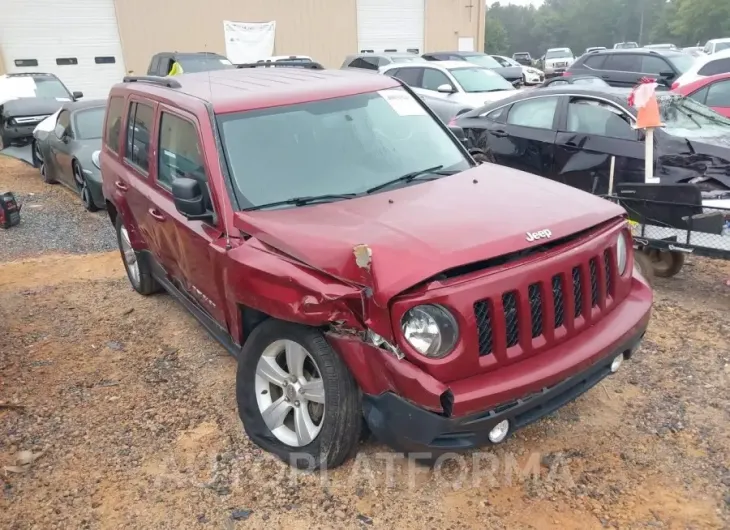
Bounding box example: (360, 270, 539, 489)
(99, 65, 653, 469)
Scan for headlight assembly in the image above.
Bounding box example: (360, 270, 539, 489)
(401, 304, 459, 358)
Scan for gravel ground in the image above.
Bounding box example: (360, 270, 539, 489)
(1, 158, 729, 529)
(0, 156, 116, 262)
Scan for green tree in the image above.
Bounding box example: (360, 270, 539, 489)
(485, 11, 509, 55)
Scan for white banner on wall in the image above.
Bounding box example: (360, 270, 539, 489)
(223, 20, 276, 64)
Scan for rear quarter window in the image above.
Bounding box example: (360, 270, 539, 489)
(698, 58, 730, 77)
(583, 55, 607, 69)
(105, 96, 125, 153)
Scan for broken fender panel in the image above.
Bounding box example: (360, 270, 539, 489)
(326, 333, 448, 412)
(224, 240, 365, 329)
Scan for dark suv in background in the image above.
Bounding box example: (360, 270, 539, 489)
(146, 52, 234, 76)
(566, 49, 695, 88)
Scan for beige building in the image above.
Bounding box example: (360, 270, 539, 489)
(0, 0, 485, 98)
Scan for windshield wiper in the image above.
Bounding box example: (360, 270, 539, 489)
(365, 165, 458, 194)
(243, 193, 357, 211)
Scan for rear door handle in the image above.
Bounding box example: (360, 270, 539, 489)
(601, 75, 610, 79)
(115, 181, 128, 192)
(148, 208, 166, 222)
(492, 130, 508, 138)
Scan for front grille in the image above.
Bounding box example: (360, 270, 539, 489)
(475, 249, 616, 357)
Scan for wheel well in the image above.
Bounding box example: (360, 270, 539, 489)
(239, 305, 271, 345)
(106, 201, 118, 227)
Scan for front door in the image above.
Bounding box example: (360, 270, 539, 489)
(48, 109, 75, 187)
(554, 96, 644, 194)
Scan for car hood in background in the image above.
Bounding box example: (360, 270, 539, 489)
(1, 97, 69, 118)
(234, 165, 623, 306)
(492, 66, 523, 81)
(657, 133, 730, 188)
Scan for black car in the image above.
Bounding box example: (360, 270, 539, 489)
(454, 86, 730, 193)
(0, 73, 82, 149)
(565, 49, 695, 89)
(513, 52, 533, 66)
(147, 52, 234, 76)
(422, 51, 524, 86)
(540, 75, 610, 88)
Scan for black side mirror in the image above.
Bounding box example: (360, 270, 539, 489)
(448, 125, 468, 147)
(72, 91, 83, 100)
(658, 72, 675, 86)
(172, 177, 214, 222)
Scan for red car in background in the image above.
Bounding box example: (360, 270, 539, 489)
(674, 72, 730, 118)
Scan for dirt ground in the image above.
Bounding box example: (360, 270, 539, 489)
(1, 156, 729, 529)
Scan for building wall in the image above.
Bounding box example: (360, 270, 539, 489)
(113, 0, 484, 74)
(0, 52, 6, 76)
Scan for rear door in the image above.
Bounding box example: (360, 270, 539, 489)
(600, 53, 642, 87)
(493, 95, 561, 177)
(554, 96, 644, 194)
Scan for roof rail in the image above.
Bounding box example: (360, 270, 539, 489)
(123, 76, 181, 89)
(236, 61, 325, 70)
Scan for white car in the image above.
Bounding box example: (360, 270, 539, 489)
(703, 38, 730, 55)
(673, 48, 730, 88)
(491, 55, 544, 85)
(380, 61, 520, 108)
(544, 48, 575, 77)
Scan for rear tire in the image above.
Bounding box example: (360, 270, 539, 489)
(236, 319, 362, 470)
(40, 159, 56, 184)
(646, 248, 685, 278)
(115, 216, 161, 295)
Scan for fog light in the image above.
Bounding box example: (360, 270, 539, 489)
(610, 354, 624, 373)
(488, 420, 510, 443)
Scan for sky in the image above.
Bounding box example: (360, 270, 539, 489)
(486, 0, 544, 6)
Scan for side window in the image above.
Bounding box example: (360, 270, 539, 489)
(349, 57, 379, 71)
(604, 54, 641, 72)
(105, 96, 125, 153)
(566, 98, 635, 140)
(706, 80, 730, 107)
(55, 110, 71, 138)
(157, 112, 206, 189)
(149, 56, 159, 74)
(124, 102, 154, 173)
(507, 97, 559, 129)
(422, 68, 452, 91)
(393, 67, 422, 87)
(383, 68, 400, 78)
(640, 55, 672, 74)
(698, 58, 730, 77)
(689, 86, 709, 105)
(485, 105, 509, 122)
(584, 55, 607, 69)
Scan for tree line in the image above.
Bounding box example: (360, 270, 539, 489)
(485, 0, 730, 57)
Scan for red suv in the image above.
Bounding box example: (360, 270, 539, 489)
(100, 64, 652, 470)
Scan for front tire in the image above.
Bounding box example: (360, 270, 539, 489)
(236, 320, 362, 470)
(115, 216, 160, 295)
(31, 140, 43, 168)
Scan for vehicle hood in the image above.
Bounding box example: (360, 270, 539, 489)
(233, 165, 624, 306)
(657, 133, 730, 187)
(492, 66, 523, 80)
(0, 97, 68, 117)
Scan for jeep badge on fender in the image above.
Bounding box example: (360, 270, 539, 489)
(526, 229, 552, 242)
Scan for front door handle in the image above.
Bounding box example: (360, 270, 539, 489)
(148, 208, 166, 222)
(115, 181, 128, 192)
(492, 129, 508, 138)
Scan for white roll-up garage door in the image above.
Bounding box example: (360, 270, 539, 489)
(0, 0, 126, 99)
(357, 0, 425, 54)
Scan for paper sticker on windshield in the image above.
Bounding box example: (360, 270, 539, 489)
(56, 98, 71, 102)
(378, 89, 426, 116)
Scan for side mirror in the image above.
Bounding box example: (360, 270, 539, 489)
(72, 91, 83, 100)
(91, 150, 101, 170)
(448, 125, 468, 147)
(658, 72, 675, 86)
(172, 177, 214, 222)
(437, 83, 456, 94)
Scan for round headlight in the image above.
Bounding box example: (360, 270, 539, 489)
(616, 232, 629, 275)
(401, 304, 459, 359)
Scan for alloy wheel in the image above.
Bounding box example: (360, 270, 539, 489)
(254, 340, 325, 447)
(119, 225, 141, 287)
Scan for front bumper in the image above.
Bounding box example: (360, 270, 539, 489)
(2, 123, 37, 145)
(363, 325, 646, 454)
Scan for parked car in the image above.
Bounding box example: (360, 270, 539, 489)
(585, 47, 607, 54)
(682, 46, 706, 58)
(566, 49, 695, 88)
(453, 86, 730, 193)
(99, 66, 651, 469)
(340, 52, 425, 72)
(0, 73, 82, 149)
(147, 52, 234, 76)
(674, 72, 730, 118)
(31, 99, 106, 211)
(542, 48, 576, 78)
(703, 38, 730, 55)
(644, 44, 678, 51)
(492, 55, 544, 85)
(512, 52, 533, 66)
(381, 61, 519, 108)
(540, 75, 609, 88)
(672, 49, 730, 88)
(258, 55, 313, 64)
(422, 51, 524, 86)
(614, 42, 639, 49)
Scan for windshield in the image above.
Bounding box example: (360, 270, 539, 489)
(463, 55, 503, 69)
(33, 77, 72, 99)
(449, 67, 515, 92)
(217, 88, 470, 209)
(73, 107, 105, 140)
(666, 54, 695, 73)
(546, 49, 573, 60)
(179, 56, 234, 73)
(658, 95, 730, 139)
